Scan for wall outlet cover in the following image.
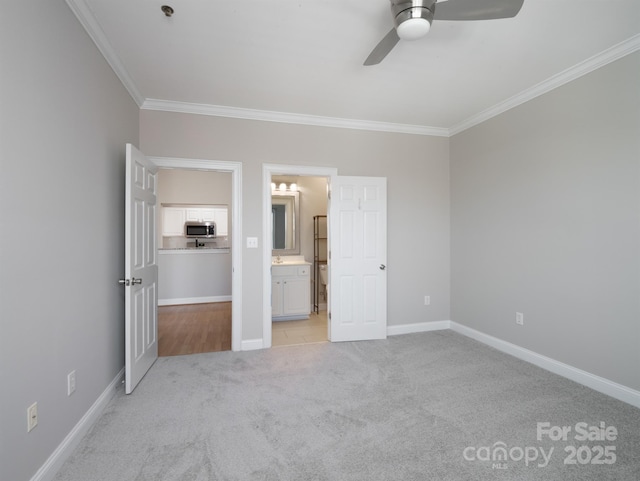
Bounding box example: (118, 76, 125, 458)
(67, 370, 76, 396)
(27, 402, 38, 432)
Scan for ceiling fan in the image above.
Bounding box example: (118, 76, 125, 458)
(364, 0, 525, 65)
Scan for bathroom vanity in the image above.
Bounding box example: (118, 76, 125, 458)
(272, 257, 310, 321)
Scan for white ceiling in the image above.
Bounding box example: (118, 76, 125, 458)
(69, 0, 640, 135)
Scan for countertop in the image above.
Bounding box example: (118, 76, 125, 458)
(159, 247, 230, 254)
(271, 255, 311, 266)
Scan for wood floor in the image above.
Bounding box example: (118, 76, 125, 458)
(158, 302, 231, 356)
(158, 302, 328, 356)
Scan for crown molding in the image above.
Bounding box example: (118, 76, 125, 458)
(65, 0, 144, 107)
(141, 99, 449, 137)
(449, 34, 640, 136)
(66, 0, 638, 138)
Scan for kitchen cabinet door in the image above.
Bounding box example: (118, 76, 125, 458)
(162, 207, 186, 236)
(213, 208, 228, 236)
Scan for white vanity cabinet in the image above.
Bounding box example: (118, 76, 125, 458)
(272, 264, 310, 320)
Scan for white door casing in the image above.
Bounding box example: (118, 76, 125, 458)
(124, 144, 159, 394)
(262, 164, 338, 348)
(150, 156, 242, 351)
(329, 176, 387, 342)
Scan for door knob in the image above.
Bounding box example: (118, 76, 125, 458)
(131, 278, 142, 285)
(379, 264, 386, 270)
(118, 279, 130, 286)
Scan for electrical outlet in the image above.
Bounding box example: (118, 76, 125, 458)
(424, 295, 431, 306)
(67, 370, 76, 396)
(27, 402, 38, 432)
(516, 312, 524, 326)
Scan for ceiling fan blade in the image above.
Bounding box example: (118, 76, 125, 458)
(434, 0, 524, 21)
(364, 28, 400, 66)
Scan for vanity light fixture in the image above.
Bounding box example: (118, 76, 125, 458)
(272, 181, 298, 192)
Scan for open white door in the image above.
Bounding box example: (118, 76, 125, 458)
(329, 176, 387, 342)
(122, 144, 158, 394)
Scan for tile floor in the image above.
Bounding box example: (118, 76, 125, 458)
(272, 310, 328, 347)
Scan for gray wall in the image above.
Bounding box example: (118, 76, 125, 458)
(450, 52, 640, 391)
(140, 112, 452, 340)
(0, 2, 139, 480)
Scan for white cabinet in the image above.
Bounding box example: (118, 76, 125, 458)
(186, 208, 215, 222)
(162, 207, 186, 236)
(162, 206, 228, 237)
(272, 264, 310, 320)
(212, 208, 228, 236)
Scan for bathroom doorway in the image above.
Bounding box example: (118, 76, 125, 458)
(262, 164, 338, 348)
(270, 175, 329, 347)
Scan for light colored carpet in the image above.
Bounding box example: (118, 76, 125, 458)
(54, 331, 640, 480)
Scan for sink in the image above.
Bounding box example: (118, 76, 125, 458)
(272, 255, 308, 266)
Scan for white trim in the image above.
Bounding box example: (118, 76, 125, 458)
(158, 295, 232, 306)
(29, 369, 124, 481)
(141, 99, 449, 137)
(450, 34, 640, 135)
(450, 322, 640, 409)
(65, 0, 143, 106)
(64, 2, 640, 138)
(241, 339, 265, 351)
(387, 320, 451, 336)
(150, 156, 243, 352)
(262, 164, 339, 349)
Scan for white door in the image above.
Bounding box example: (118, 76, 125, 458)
(123, 144, 158, 394)
(329, 176, 387, 342)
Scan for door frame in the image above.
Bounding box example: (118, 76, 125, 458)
(151, 156, 243, 352)
(262, 164, 338, 348)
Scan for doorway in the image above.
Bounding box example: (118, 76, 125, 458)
(270, 175, 329, 347)
(156, 168, 233, 355)
(262, 164, 338, 348)
(151, 156, 243, 352)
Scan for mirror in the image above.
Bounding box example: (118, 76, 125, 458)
(272, 191, 300, 255)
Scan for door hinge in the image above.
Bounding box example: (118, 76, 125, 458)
(328, 312, 331, 320)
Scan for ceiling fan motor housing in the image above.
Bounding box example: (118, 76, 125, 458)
(392, 0, 436, 40)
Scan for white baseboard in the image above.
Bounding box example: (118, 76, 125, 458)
(387, 320, 451, 336)
(158, 295, 232, 306)
(241, 338, 264, 351)
(30, 368, 124, 481)
(449, 322, 640, 409)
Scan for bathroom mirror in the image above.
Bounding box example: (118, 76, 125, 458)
(272, 192, 300, 255)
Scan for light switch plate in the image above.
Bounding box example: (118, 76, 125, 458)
(246, 237, 258, 248)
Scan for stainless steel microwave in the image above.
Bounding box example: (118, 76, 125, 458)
(185, 221, 216, 238)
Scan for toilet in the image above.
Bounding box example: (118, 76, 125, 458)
(319, 264, 328, 299)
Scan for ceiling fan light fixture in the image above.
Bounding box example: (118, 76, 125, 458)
(397, 17, 431, 40)
(395, 6, 434, 40)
